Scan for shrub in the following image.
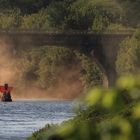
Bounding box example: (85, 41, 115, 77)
(21, 9, 50, 30)
(116, 29, 140, 76)
(0, 9, 21, 30)
(17, 47, 103, 90)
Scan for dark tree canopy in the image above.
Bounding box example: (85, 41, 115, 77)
(0, 0, 51, 14)
(0, 0, 139, 29)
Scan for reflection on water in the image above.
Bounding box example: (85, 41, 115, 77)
(0, 100, 75, 140)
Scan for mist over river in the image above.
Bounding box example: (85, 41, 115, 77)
(0, 100, 75, 140)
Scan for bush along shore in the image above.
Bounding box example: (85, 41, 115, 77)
(27, 74, 140, 140)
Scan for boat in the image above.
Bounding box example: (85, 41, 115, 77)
(0, 84, 13, 102)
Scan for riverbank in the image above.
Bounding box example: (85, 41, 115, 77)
(28, 100, 138, 140)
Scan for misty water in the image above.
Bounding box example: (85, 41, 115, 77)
(0, 100, 75, 140)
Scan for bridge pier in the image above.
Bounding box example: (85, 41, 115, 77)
(91, 54, 116, 88)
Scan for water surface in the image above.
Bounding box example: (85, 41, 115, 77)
(0, 100, 75, 140)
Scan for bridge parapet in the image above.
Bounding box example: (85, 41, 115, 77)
(0, 29, 135, 35)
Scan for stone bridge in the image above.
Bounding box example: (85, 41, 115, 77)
(0, 31, 133, 87)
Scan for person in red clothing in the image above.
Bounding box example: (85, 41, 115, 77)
(0, 84, 13, 102)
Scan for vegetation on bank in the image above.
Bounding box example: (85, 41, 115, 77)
(0, 0, 139, 31)
(27, 74, 140, 140)
(116, 28, 140, 76)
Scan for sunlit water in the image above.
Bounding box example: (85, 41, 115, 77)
(0, 100, 75, 140)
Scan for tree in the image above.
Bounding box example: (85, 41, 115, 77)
(116, 29, 140, 76)
(0, 0, 51, 14)
(117, 0, 140, 27)
(47, 0, 122, 30)
(47, 0, 75, 29)
(17, 46, 103, 90)
(0, 8, 21, 29)
(21, 9, 49, 30)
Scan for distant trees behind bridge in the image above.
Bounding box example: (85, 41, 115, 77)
(0, 0, 139, 31)
(14, 46, 103, 98)
(116, 28, 140, 76)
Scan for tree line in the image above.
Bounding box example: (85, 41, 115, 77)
(0, 0, 139, 31)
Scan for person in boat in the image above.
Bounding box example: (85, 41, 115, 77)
(0, 84, 13, 102)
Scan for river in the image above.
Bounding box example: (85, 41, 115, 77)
(0, 100, 75, 140)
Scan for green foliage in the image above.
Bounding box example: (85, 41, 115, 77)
(0, 9, 21, 29)
(76, 52, 103, 89)
(28, 74, 140, 140)
(0, 0, 51, 14)
(69, 0, 122, 30)
(106, 23, 130, 31)
(36, 47, 75, 88)
(46, 0, 73, 29)
(134, 27, 140, 40)
(21, 9, 50, 30)
(117, 0, 140, 27)
(17, 47, 102, 89)
(18, 47, 74, 88)
(0, 0, 139, 30)
(47, 0, 122, 31)
(92, 15, 110, 32)
(0, 0, 139, 31)
(116, 29, 140, 76)
(65, 0, 96, 30)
